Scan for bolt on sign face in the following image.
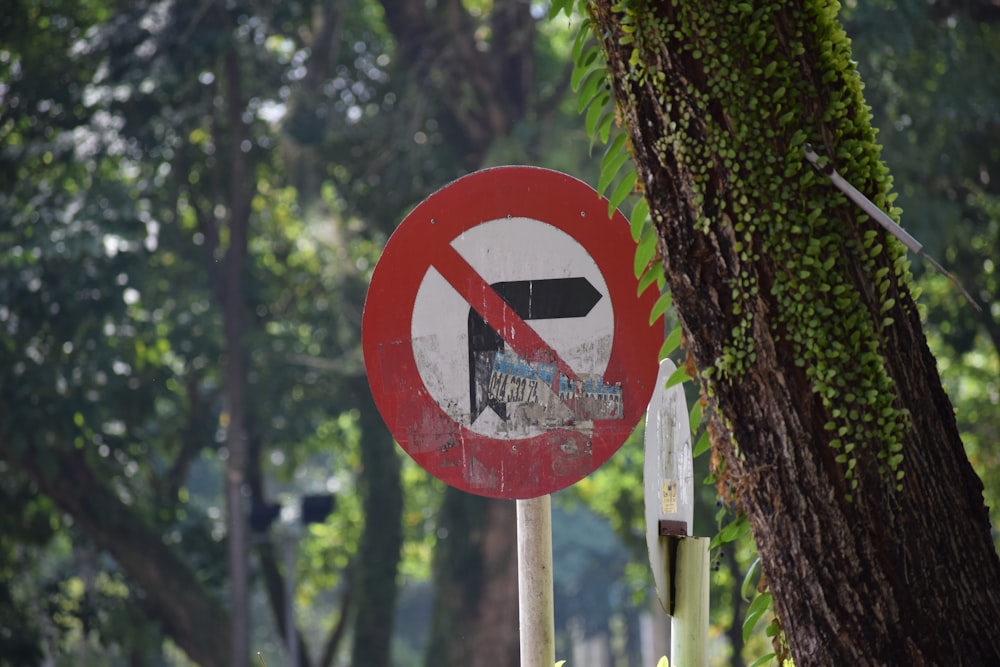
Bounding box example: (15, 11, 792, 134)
(362, 166, 664, 499)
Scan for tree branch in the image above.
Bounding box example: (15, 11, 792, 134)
(4, 439, 230, 667)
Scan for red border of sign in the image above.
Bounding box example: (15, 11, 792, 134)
(362, 166, 663, 499)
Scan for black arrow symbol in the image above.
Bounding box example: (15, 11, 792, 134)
(468, 277, 603, 421)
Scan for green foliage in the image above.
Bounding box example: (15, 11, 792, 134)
(0, 0, 432, 661)
(749, 653, 778, 667)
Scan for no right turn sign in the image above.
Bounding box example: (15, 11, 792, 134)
(363, 166, 664, 498)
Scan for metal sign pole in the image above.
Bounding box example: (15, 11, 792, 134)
(671, 536, 710, 666)
(517, 495, 555, 667)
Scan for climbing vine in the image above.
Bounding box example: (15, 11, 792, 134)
(569, 0, 913, 496)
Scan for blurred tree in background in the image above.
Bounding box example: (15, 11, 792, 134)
(0, 1, 414, 664)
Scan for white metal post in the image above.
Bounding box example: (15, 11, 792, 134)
(517, 495, 555, 667)
(670, 537, 710, 667)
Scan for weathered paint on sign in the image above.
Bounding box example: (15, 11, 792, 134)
(362, 166, 663, 498)
(644, 359, 695, 615)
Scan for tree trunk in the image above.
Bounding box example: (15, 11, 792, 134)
(222, 47, 252, 667)
(589, 1, 1000, 664)
(424, 492, 519, 667)
(350, 377, 404, 667)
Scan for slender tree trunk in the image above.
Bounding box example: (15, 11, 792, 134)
(222, 47, 252, 667)
(350, 378, 404, 667)
(589, 1, 1000, 664)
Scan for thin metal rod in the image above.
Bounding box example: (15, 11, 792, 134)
(804, 145, 922, 252)
(803, 145, 980, 311)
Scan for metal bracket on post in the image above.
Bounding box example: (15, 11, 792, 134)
(658, 522, 684, 616)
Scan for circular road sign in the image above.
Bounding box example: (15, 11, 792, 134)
(362, 166, 663, 498)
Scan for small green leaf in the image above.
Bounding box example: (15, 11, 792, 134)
(660, 323, 682, 359)
(637, 260, 664, 296)
(746, 591, 772, 617)
(604, 130, 627, 159)
(648, 290, 673, 325)
(598, 111, 615, 144)
(748, 652, 776, 667)
(715, 515, 748, 547)
(741, 557, 761, 601)
(743, 608, 766, 643)
(689, 399, 703, 432)
(665, 363, 689, 389)
(599, 135, 629, 194)
(656, 337, 673, 362)
(608, 170, 636, 217)
(585, 93, 609, 135)
(577, 72, 605, 113)
(656, 657, 669, 667)
(743, 592, 773, 642)
(547, 0, 570, 20)
(571, 22, 590, 64)
(634, 225, 657, 278)
(572, 63, 602, 93)
(693, 430, 710, 457)
(629, 198, 648, 241)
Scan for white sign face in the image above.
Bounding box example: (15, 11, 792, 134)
(411, 217, 615, 440)
(644, 359, 695, 615)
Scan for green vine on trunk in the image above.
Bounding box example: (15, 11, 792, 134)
(572, 0, 913, 495)
(558, 0, 923, 664)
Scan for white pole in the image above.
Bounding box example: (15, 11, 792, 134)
(517, 495, 555, 667)
(670, 537, 710, 667)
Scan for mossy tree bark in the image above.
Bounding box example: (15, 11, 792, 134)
(589, 1, 1000, 664)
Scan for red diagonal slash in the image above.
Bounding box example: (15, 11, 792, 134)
(434, 243, 582, 387)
